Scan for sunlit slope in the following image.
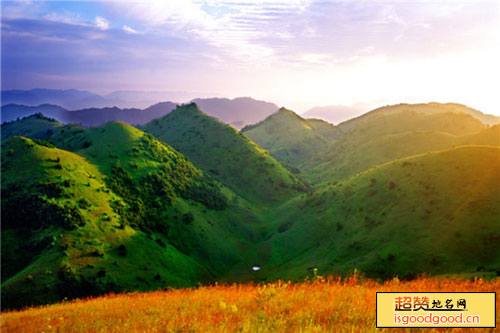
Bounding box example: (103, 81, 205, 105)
(242, 108, 342, 167)
(303, 110, 492, 184)
(1, 137, 211, 309)
(305, 130, 457, 184)
(1, 123, 270, 309)
(248, 146, 500, 280)
(458, 124, 500, 146)
(48, 121, 257, 275)
(1, 113, 63, 141)
(143, 103, 307, 204)
(338, 102, 499, 132)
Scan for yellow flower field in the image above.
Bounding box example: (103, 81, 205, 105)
(2, 274, 499, 332)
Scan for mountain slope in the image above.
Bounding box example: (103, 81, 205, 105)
(338, 103, 498, 132)
(1, 136, 214, 308)
(142, 103, 307, 204)
(1, 121, 271, 309)
(242, 108, 343, 167)
(458, 124, 500, 146)
(237, 146, 500, 281)
(302, 109, 490, 184)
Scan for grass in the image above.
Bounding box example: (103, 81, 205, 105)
(1, 122, 280, 309)
(229, 145, 500, 282)
(242, 107, 342, 167)
(303, 113, 497, 185)
(2, 274, 499, 332)
(142, 103, 308, 204)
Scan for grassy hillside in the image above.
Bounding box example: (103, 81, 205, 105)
(1, 136, 214, 309)
(458, 124, 500, 146)
(240, 146, 500, 281)
(339, 109, 485, 139)
(1, 122, 273, 309)
(338, 102, 499, 132)
(48, 121, 271, 274)
(242, 108, 342, 167)
(303, 110, 491, 184)
(1, 113, 63, 141)
(143, 103, 307, 204)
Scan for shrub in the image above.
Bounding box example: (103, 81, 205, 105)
(33, 139, 55, 148)
(182, 212, 195, 224)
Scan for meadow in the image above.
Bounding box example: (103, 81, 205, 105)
(2, 274, 499, 332)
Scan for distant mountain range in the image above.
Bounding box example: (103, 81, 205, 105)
(1, 103, 177, 127)
(1, 89, 202, 110)
(1, 92, 280, 128)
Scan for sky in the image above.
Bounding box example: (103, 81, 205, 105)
(1, 0, 499, 115)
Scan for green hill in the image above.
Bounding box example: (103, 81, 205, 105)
(47, 121, 269, 277)
(1, 113, 63, 141)
(338, 102, 498, 132)
(302, 108, 491, 184)
(236, 146, 500, 281)
(1, 122, 271, 309)
(1, 136, 212, 308)
(242, 108, 343, 167)
(142, 103, 307, 204)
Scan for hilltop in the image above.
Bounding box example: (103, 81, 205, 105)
(142, 103, 307, 204)
(338, 102, 499, 132)
(1, 113, 63, 141)
(242, 108, 342, 167)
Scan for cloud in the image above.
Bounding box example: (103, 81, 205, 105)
(122, 25, 138, 34)
(106, 0, 312, 60)
(44, 12, 90, 26)
(1, 0, 42, 19)
(94, 16, 109, 30)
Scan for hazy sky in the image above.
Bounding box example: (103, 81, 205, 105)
(1, 0, 499, 114)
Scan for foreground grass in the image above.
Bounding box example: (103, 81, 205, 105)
(2, 275, 499, 332)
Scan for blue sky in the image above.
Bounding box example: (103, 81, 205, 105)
(1, 0, 499, 114)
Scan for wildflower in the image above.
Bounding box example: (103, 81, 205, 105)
(219, 301, 227, 310)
